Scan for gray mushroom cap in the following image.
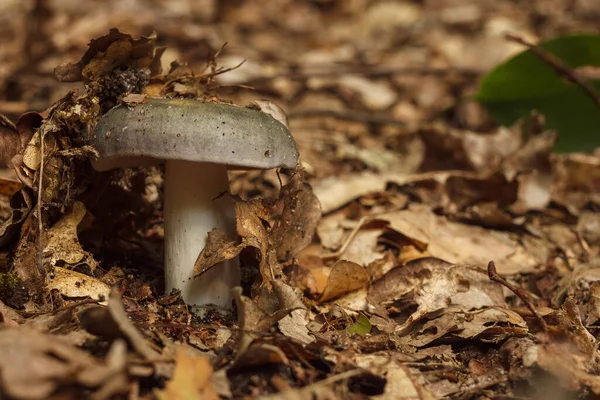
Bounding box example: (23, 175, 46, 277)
(89, 98, 299, 171)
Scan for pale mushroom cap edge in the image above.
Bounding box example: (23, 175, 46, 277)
(89, 98, 299, 171)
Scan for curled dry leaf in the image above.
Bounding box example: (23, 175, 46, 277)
(196, 179, 319, 283)
(369, 258, 505, 333)
(231, 342, 290, 371)
(0, 326, 128, 400)
(54, 28, 163, 82)
(0, 113, 20, 168)
(260, 280, 315, 345)
(272, 173, 322, 262)
(194, 197, 277, 281)
(44, 201, 89, 266)
(234, 197, 279, 281)
(379, 204, 548, 274)
(194, 228, 243, 277)
(320, 260, 369, 303)
(48, 267, 110, 303)
(248, 100, 290, 128)
(354, 354, 436, 400)
(398, 306, 527, 347)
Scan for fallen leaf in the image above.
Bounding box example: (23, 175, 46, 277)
(380, 204, 548, 274)
(155, 348, 218, 400)
(233, 287, 296, 354)
(120, 93, 148, 106)
(270, 281, 314, 344)
(272, 173, 322, 262)
(320, 260, 369, 302)
(194, 228, 243, 277)
(44, 201, 89, 266)
(0, 168, 21, 196)
(354, 355, 436, 400)
(106, 287, 160, 360)
(0, 113, 20, 168)
(48, 267, 110, 303)
(346, 312, 372, 335)
(0, 326, 128, 399)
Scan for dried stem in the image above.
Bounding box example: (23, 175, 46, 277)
(505, 33, 600, 108)
(487, 260, 547, 331)
(36, 130, 46, 278)
(321, 216, 372, 261)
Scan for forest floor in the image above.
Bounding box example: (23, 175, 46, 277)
(1, 1, 600, 399)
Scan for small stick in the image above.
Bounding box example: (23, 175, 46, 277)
(36, 130, 46, 278)
(505, 33, 600, 108)
(321, 216, 372, 261)
(487, 261, 547, 331)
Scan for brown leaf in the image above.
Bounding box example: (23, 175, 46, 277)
(0, 168, 21, 196)
(48, 267, 110, 303)
(0, 326, 127, 399)
(0, 113, 19, 168)
(320, 260, 369, 302)
(256, 281, 315, 345)
(120, 93, 148, 106)
(155, 349, 218, 400)
(43, 201, 89, 266)
(194, 228, 244, 277)
(107, 287, 160, 360)
(380, 204, 548, 274)
(370, 259, 506, 333)
(55, 28, 163, 83)
(234, 197, 279, 281)
(233, 287, 296, 354)
(272, 173, 322, 262)
(231, 342, 290, 373)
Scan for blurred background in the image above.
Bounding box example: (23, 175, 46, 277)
(0, 0, 598, 181)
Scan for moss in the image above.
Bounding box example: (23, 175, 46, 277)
(0, 272, 29, 309)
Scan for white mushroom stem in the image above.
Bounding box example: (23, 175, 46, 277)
(164, 160, 240, 310)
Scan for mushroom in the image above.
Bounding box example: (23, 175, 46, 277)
(89, 98, 298, 310)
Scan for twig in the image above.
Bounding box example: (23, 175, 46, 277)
(487, 261, 547, 331)
(303, 369, 363, 389)
(20, 297, 100, 316)
(321, 216, 372, 261)
(288, 109, 406, 126)
(505, 33, 600, 107)
(36, 130, 46, 278)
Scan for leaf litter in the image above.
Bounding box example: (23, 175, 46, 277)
(0, 2, 600, 399)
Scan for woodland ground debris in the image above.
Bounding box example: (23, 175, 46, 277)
(0, 1, 600, 399)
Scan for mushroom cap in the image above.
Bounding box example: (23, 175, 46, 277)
(89, 98, 299, 171)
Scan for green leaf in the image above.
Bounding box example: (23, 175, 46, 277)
(346, 312, 372, 335)
(476, 34, 600, 152)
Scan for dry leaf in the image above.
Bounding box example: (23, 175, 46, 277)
(0, 326, 127, 400)
(155, 349, 218, 400)
(320, 260, 369, 302)
(379, 204, 548, 274)
(48, 267, 110, 303)
(44, 201, 88, 266)
(272, 173, 322, 262)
